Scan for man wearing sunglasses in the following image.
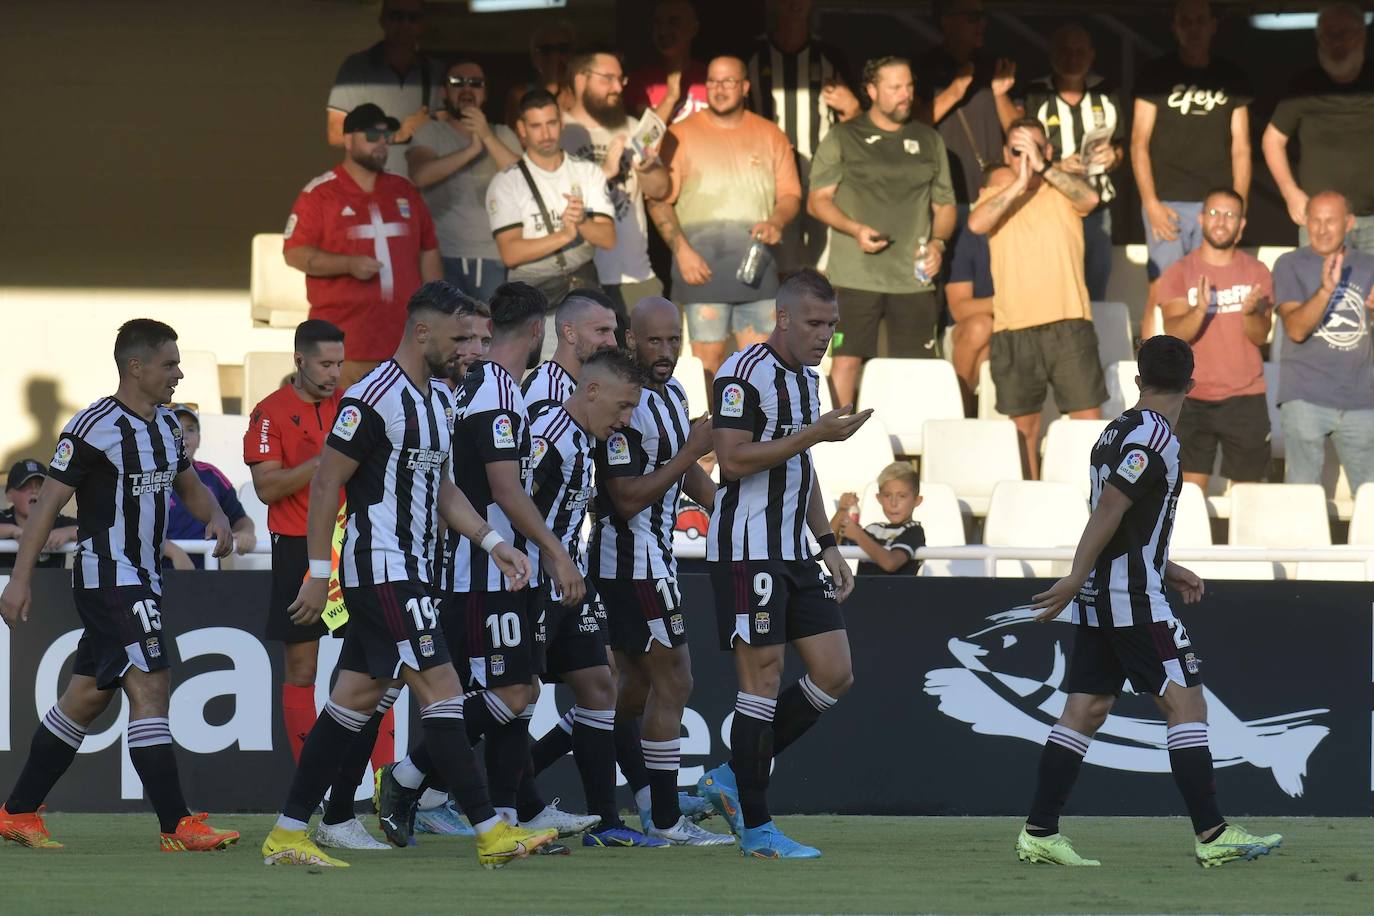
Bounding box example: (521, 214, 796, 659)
(504, 20, 577, 129)
(410, 61, 522, 303)
(327, 0, 445, 175)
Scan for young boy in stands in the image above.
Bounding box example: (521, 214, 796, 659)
(830, 463, 925, 575)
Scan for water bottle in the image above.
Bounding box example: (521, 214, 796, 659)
(913, 235, 931, 285)
(736, 236, 766, 287)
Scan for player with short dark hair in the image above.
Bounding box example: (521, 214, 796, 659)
(261, 281, 556, 869)
(0, 319, 240, 852)
(1018, 334, 1283, 869)
(696, 270, 874, 858)
(522, 289, 619, 418)
(447, 297, 493, 387)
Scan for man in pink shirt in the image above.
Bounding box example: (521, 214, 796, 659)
(1159, 187, 1274, 491)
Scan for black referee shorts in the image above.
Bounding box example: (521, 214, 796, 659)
(265, 534, 331, 643)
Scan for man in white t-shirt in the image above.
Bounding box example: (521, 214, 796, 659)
(562, 49, 671, 325)
(487, 88, 615, 357)
(408, 61, 522, 301)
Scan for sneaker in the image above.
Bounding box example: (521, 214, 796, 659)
(314, 817, 390, 850)
(160, 813, 240, 852)
(415, 799, 475, 836)
(1195, 824, 1283, 869)
(518, 799, 601, 838)
(475, 821, 559, 869)
(1015, 828, 1101, 866)
(262, 825, 349, 867)
(373, 764, 420, 848)
(647, 815, 736, 847)
(698, 764, 743, 836)
(582, 825, 671, 848)
(0, 804, 62, 849)
(739, 821, 821, 859)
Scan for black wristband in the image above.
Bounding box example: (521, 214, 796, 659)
(817, 532, 838, 551)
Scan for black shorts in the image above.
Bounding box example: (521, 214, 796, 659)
(540, 585, 609, 678)
(832, 287, 940, 359)
(1176, 394, 1271, 480)
(336, 581, 449, 679)
(709, 559, 845, 650)
(265, 534, 331, 643)
(436, 590, 469, 663)
(597, 576, 689, 655)
(990, 319, 1108, 416)
(71, 585, 171, 690)
(463, 589, 540, 688)
(1064, 619, 1203, 697)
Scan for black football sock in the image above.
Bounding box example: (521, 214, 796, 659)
(463, 689, 506, 747)
(477, 694, 523, 810)
(572, 707, 621, 828)
(532, 709, 575, 775)
(771, 675, 838, 758)
(613, 713, 650, 794)
(730, 692, 777, 830)
(127, 717, 191, 834)
(642, 737, 682, 830)
(280, 701, 368, 824)
(323, 687, 398, 826)
(6, 707, 88, 814)
(1166, 723, 1226, 836)
(419, 696, 496, 828)
(1026, 724, 1091, 836)
(514, 714, 547, 824)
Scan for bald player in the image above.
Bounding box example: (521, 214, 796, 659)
(522, 289, 620, 419)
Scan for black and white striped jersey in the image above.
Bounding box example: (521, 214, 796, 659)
(1071, 409, 1183, 627)
(708, 345, 821, 562)
(591, 379, 691, 580)
(521, 359, 576, 421)
(47, 398, 190, 593)
(444, 359, 535, 593)
(746, 37, 853, 162)
(326, 361, 453, 588)
(529, 405, 594, 575)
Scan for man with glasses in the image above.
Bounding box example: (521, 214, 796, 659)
(284, 103, 441, 389)
(1158, 188, 1274, 493)
(505, 20, 577, 128)
(628, 0, 709, 125)
(327, 0, 444, 175)
(409, 61, 521, 302)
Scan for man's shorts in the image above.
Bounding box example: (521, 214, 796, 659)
(1176, 394, 1271, 480)
(989, 318, 1108, 416)
(597, 575, 689, 655)
(337, 581, 449, 679)
(685, 300, 776, 344)
(540, 584, 609, 678)
(265, 534, 331, 643)
(436, 590, 468, 663)
(1064, 619, 1203, 697)
(709, 559, 845, 650)
(464, 588, 540, 689)
(832, 288, 940, 359)
(72, 585, 171, 690)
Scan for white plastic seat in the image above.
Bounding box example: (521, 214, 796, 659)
(1185, 560, 1277, 580)
(1040, 418, 1109, 499)
(193, 414, 251, 491)
(1090, 301, 1133, 368)
(812, 414, 896, 510)
(1171, 482, 1213, 547)
(243, 351, 296, 414)
(251, 233, 310, 327)
(1229, 482, 1330, 579)
(1294, 560, 1368, 581)
(176, 350, 224, 414)
(1347, 483, 1374, 544)
(671, 353, 709, 417)
(856, 358, 963, 455)
(982, 480, 1088, 577)
(1102, 360, 1139, 417)
(920, 419, 1022, 516)
(231, 481, 272, 570)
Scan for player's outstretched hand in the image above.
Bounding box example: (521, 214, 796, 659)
(288, 577, 328, 625)
(205, 511, 234, 559)
(821, 547, 855, 603)
(0, 578, 31, 627)
(493, 543, 532, 591)
(1030, 576, 1080, 622)
(814, 405, 873, 444)
(545, 549, 586, 606)
(1164, 562, 1205, 604)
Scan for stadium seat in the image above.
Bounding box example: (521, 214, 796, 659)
(194, 413, 251, 491)
(1040, 418, 1109, 499)
(250, 233, 309, 328)
(1296, 483, 1374, 581)
(1185, 560, 1278, 580)
(1229, 482, 1330, 579)
(982, 480, 1088, 577)
(1171, 482, 1213, 547)
(243, 351, 296, 414)
(231, 481, 272, 570)
(856, 358, 963, 455)
(812, 414, 896, 510)
(177, 350, 224, 414)
(1101, 360, 1139, 417)
(976, 360, 1060, 425)
(920, 419, 1022, 516)
(856, 480, 976, 577)
(1089, 301, 1133, 368)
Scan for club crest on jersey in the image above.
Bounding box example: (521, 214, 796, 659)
(530, 436, 548, 468)
(669, 613, 685, 636)
(397, 197, 411, 219)
(490, 654, 506, 676)
(606, 432, 631, 466)
(493, 414, 516, 449)
(418, 634, 435, 658)
(1118, 448, 1149, 483)
(284, 213, 298, 239)
(754, 612, 770, 634)
(903, 138, 920, 154)
(333, 406, 363, 441)
(145, 638, 162, 659)
(1184, 651, 1201, 675)
(51, 439, 74, 472)
(720, 383, 745, 418)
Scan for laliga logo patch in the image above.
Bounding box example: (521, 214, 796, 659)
(283, 213, 298, 239)
(754, 612, 770, 634)
(720, 383, 745, 418)
(51, 439, 74, 472)
(606, 432, 631, 466)
(333, 406, 362, 441)
(418, 634, 435, 658)
(396, 197, 411, 219)
(493, 414, 516, 449)
(1117, 449, 1149, 484)
(530, 436, 548, 468)
(490, 654, 506, 676)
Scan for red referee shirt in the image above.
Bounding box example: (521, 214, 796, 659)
(244, 385, 344, 536)
(282, 166, 438, 361)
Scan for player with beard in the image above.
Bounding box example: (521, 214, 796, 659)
(522, 289, 620, 419)
(562, 50, 672, 321)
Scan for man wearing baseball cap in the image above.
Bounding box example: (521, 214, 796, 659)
(0, 460, 78, 570)
(283, 102, 441, 389)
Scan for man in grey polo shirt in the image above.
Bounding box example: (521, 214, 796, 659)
(327, 0, 445, 175)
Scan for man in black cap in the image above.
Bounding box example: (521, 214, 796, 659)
(0, 460, 78, 570)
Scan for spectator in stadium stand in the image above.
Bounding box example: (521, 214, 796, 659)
(830, 463, 926, 576)
(1131, 0, 1252, 338)
(284, 103, 440, 390)
(162, 405, 255, 571)
(562, 49, 672, 323)
(1262, 2, 1374, 251)
(746, 0, 862, 273)
(1021, 23, 1124, 302)
(649, 56, 802, 376)
(807, 55, 956, 407)
(968, 117, 1106, 480)
(945, 204, 994, 416)
(1272, 191, 1374, 494)
(326, 0, 444, 176)
(627, 0, 709, 126)
(1158, 187, 1274, 493)
(0, 460, 77, 571)
(503, 19, 577, 129)
(408, 60, 521, 302)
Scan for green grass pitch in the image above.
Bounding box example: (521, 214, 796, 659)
(6, 814, 1371, 915)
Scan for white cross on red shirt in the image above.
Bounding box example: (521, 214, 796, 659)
(347, 203, 409, 301)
